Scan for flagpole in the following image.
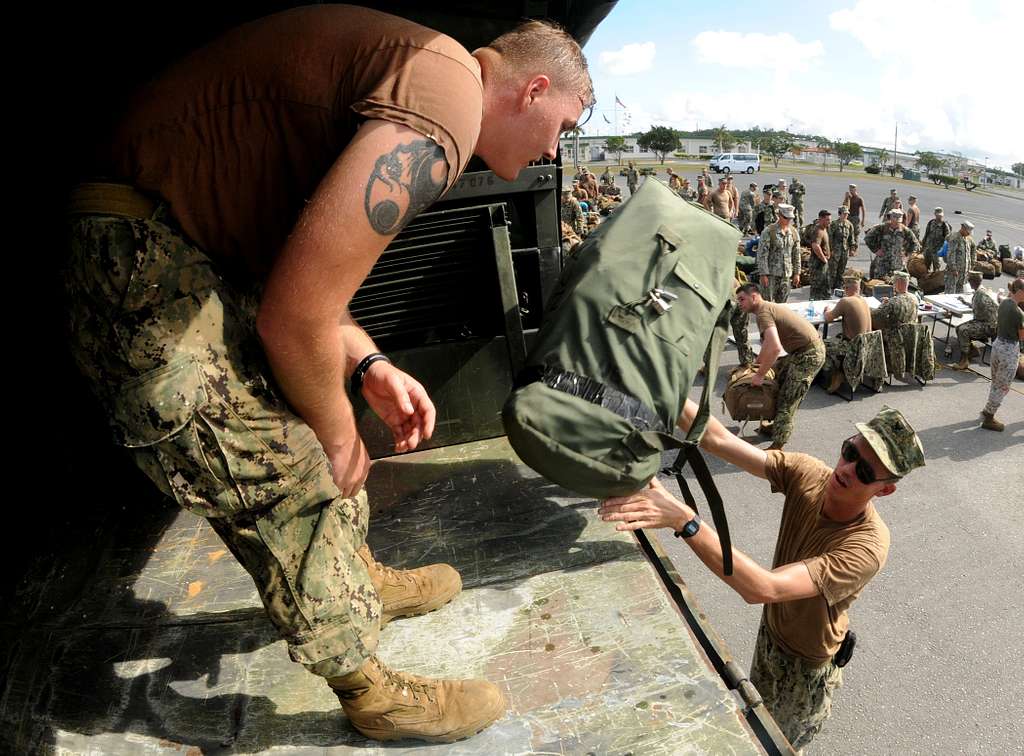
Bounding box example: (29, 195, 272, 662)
(615, 95, 619, 137)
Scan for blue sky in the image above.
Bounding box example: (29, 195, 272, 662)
(581, 0, 1021, 170)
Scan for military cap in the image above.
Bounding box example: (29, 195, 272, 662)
(749, 182, 758, 188)
(968, 270, 983, 280)
(818, 209, 831, 218)
(893, 270, 910, 281)
(771, 189, 783, 197)
(889, 188, 898, 193)
(887, 208, 905, 217)
(934, 207, 944, 214)
(848, 183, 857, 188)
(908, 194, 917, 200)
(855, 405, 925, 478)
(838, 205, 850, 214)
(961, 220, 975, 229)
(778, 204, 795, 219)
(843, 273, 861, 283)
(985, 229, 992, 234)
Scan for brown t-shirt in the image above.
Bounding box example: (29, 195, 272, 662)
(997, 297, 1024, 340)
(831, 295, 871, 340)
(765, 451, 890, 662)
(846, 193, 865, 218)
(108, 5, 483, 281)
(709, 188, 732, 218)
(756, 301, 819, 354)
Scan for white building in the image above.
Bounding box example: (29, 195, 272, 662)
(560, 135, 753, 163)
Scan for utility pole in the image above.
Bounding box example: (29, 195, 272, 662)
(893, 122, 898, 177)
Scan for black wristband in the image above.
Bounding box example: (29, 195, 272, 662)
(350, 352, 391, 397)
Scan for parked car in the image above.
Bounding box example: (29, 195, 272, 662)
(709, 152, 760, 174)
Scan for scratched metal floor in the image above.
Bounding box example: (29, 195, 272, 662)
(3, 437, 764, 755)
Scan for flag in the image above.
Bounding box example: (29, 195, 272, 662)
(615, 95, 626, 109)
(603, 114, 611, 124)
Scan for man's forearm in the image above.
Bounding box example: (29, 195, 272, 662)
(259, 317, 356, 454)
(671, 512, 777, 604)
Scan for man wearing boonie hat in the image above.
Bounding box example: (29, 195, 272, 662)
(757, 203, 802, 302)
(922, 206, 951, 273)
(879, 187, 901, 219)
(789, 175, 806, 229)
(828, 205, 856, 291)
(944, 220, 977, 293)
(864, 207, 921, 280)
(599, 402, 924, 750)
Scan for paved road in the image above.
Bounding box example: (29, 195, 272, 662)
(575, 168, 1023, 754)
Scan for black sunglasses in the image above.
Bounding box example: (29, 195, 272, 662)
(841, 437, 900, 486)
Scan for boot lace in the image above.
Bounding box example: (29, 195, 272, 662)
(378, 661, 437, 704)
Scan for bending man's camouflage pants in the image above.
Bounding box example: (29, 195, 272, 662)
(984, 338, 1020, 416)
(772, 341, 825, 446)
(763, 275, 791, 304)
(750, 622, 843, 751)
(956, 321, 996, 357)
(731, 307, 754, 366)
(65, 208, 380, 679)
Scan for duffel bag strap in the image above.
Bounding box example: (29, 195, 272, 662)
(661, 444, 733, 576)
(685, 301, 733, 445)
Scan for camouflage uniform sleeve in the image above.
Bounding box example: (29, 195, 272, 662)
(757, 228, 771, 276)
(906, 228, 921, 253)
(791, 230, 802, 273)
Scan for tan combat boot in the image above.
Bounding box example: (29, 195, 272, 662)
(826, 370, 844, 394)
(980, 411, 1004, 432)
(357, 544, 462, 625)
(329, 656, 506, 742)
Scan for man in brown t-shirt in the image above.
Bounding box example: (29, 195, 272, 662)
(843, 183, 866, 253)
(710, 177, 733, 220)
(65, 7, 594, 743)
(600, 403, 925, 751)
(736, 283, 825, 449)
(822, 277, 873, 392)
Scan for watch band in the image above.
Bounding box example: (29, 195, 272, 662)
(350, 352, 391, 397)
(674, 514, 702, 539)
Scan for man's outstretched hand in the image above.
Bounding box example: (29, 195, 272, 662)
(360, 361, 436, 453)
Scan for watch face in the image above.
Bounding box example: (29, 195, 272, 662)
(683, 519, 700, 538)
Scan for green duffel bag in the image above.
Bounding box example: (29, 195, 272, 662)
(502, 179, 740, 568)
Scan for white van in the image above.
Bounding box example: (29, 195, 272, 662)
(709, 153, 760, 174)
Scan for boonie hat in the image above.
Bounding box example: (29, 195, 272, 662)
(855, 405, 925, 478)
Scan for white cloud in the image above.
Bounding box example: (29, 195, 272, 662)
(692, 31, 823, 76)
(828, 0, 1023, 166)
(599, 42, 656, 76)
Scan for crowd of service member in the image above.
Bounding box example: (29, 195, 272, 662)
(566, 164, 1024, 439)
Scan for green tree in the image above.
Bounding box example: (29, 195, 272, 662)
(605, 136, 627, 165)
(915, 151, 946, 174)
(834, 142, 863, 172)
(875, 148, 889, 171)
(815, 137, 833, 169)
(760, 133, 794, 168)
(1013, 162, 1024, 177)
(712, 125, 734, 152)
(637, 126, 681, 164)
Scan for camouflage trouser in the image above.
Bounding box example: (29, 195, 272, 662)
(772, 341, 825, 445)
(738, 207, 753, 234)
(65, 208, 380, 679)
(956, 321, 996, 356)
(627, 181, 638, 196)
(823, 336, 852, 375)
(808, 256, 831, 301)
(923, 245, 942, 273)
(850, 217, 861, 248)
(944, 267, 966, 294)
(731, 306, 753, 365)
(829, 248, 848, 292)
(793, 206, 804, 231)
(764, 275, 791, 303)
(984, 338, 1020, 416)
(750, 622, 843, 751)
(873, 252, 904, 281)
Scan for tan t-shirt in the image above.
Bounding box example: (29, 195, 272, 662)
(756, 301, 819, 354)
(108, 5, 483, 281)
(764, 451, 890, 662)
(710, 188, 732, 218)
(832, 295, 872, 340)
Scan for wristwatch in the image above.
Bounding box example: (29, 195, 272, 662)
(674, 515, 702, 539)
